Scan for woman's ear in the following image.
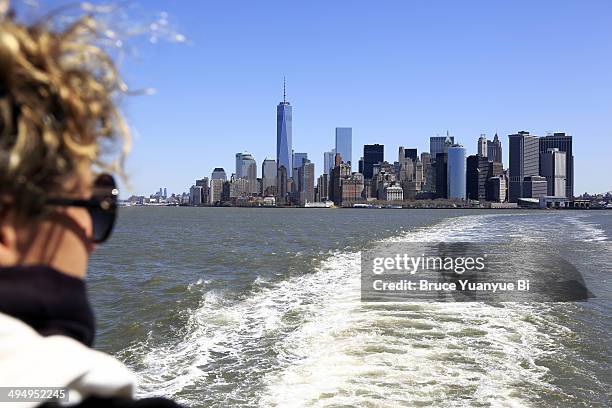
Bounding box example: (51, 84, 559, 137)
(0, 209, 19, 264)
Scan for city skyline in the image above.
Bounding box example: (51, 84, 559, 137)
(50, 0, 610, 197)
(124, 76, 606, 197)
(138, 83, 588, 200)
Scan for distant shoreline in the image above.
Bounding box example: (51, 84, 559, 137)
(119, 205, 606, 211)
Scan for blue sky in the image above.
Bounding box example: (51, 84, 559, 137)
(39, 1, 612, 195)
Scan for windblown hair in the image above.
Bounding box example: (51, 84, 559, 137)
(0, 0, 130, 217)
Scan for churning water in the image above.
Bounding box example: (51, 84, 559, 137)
(88, 208, 611, 407)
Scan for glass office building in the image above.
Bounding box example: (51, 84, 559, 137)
(430, 135, 455, 158)
(292, 152, 308, 176)
(323, 149, 335, 175)
(363, 144, 384, 179)
(335, 127, 352, 165)
(447, 145, 466, 199)
(276, 97, 292, 178)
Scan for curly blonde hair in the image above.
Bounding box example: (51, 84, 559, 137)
(0, 0, 130, 216)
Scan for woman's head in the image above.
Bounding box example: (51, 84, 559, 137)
(0, 2, 129, 277)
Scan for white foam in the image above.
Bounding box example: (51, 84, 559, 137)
(562, 214, 608, 242)
(259, 215, 559, 407)
(121, 213, 576, 406)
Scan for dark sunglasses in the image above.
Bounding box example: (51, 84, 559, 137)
(45, 174, 118, 244)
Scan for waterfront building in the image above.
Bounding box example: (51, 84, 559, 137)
(374, 170, 397, 200)
(229, 177, 249, 198)
(287, 177, 297, 204)
(466, 155, 489, 201)
(341, 172, 365, 203)
(317, 173, 329, 201)
(330, 162, 351, 205)
(523, 175, 548, 199)
(363, 144, 384, 179)
(233, 153, 257, 195)
(487, 133, 503, 164)
(189, 185, 203, 206)
(262, 158, 277, 196)
(323, 149, 335, 175)
(300, 161, 315, 205)
(195, 177, 209, 204)
(508, 131, 540, 202)
(246, 160, 257, 195)
(221, 181, 231, 202)
(539, 132, 573, 198)
(235, 152, 256, 185)
(209, 179, 225, 204)
(335, 127, 352, 165)
(211, 167, 227, 181)
(384, 185, 404, 201)
(486, 175, 507, 202)
(447, 145, 466, 200)
(277, 79, 292, 176)
(540, 148, 567, 197)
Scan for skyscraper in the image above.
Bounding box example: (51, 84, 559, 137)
(466, 155, 479, 200)
(195, 177, 209, 204)
(405, 148, 418, 161)
(276, 78, 292, 176)
(323, 149, 335, 175)
(540, 148, 567, 197)
(235, 152, 243, 178)
(430, 133, 455, 158)
(508, 131, 540, 202)
(330, 162, 351, 205)
(477, 135, 487, 157)
(276, 165, 288, 205)
(211, 167, 227, 181)
(292, 152, 308, 176)
(539, 132, 573, 198)
(434, 153, 448, 199)
(235, 152, 257, 193)
(300, 161, 315, 205)
(246, 160, 257, 195)
(209, 179, 225, 204)
(189, 185, 203, 205)
(317, 173, 329, 201)
(487, 133, 503, 164)
(466, 155, 489, 201)
(447, 145, 466, 200)
(363, 144, 384, 179)
(262, 158, 277, 196)
(335, 127, 352, 165)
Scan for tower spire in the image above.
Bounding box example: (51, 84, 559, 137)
(283, 76, 286, 103)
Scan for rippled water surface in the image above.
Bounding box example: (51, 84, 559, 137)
(88, 208, 611, 407)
